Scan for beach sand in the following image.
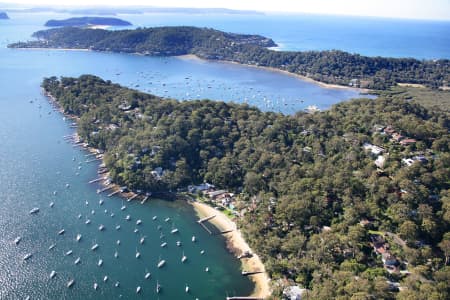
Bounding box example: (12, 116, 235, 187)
(189, 200, 271, 299)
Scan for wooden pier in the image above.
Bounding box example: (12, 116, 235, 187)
(199, 222, 212, 235)
(140, 196, 149, 204)
(108, 190, 120, 197)
(85, 158, 101, 163)
(97, 185, 113, 194)
(127, 194, 138, 202)
(226, 297, 263, 300)
(88, 177, 106, 184)
(197, 215, 216, 223)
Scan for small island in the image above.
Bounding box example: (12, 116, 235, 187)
(44, 17, 132, 27)
(8, 26, 449, 90)
(0, 12, 9, 19)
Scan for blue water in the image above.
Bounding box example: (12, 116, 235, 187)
(0, 10, 448, 300)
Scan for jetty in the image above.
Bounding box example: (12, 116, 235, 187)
(140, 196, 149, 204)
(89, 177, 106, 184)
(127, 194, 138, 202)
(198, 221, 212, 235)
(108, 190, 120, 197)
(226, 297, 263, 300)
(198, 215, 216, 223)
(97, 185, 113, 194)
(241, 271, 263, 276)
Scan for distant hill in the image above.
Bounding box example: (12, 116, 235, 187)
(0, 12, 9, 19)
(44, 17, 132, 27)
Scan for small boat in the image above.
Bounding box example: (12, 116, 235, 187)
(152, 216, 157, 220)
(85, 219, 91, 224)
(58, 229, 65, 235)
(98, 224, 105, 231)
(157, 258, 166, 268)
(171, 228, 178, 234)
(65, 183, 70, 188)
(91, 243, 99, 251)
(181, 252, 187, 263)
(50, 202, 54, 208)
(103, 275, 108, 282)
(192, 236, 196, 242)
(116, 225, 121, 230)
(140, 236, 145, 244)
(48, 244, 56, 251)
(145, 272, 151, 279)
(159, 232, 164, 239)
(185, 284, 189, 293)
(164, 217, 170, 222)
(136, 286, 142, 294)
(91, 209, 95, 215)
(134, 228, 139, 233)
(205, 267, 209, 272)
(77, 214, 82, 219)
(74, 257, 81, 265)
(67, 279, 75, 288)
(116, 240, 121, 245)
(14, 237, 21, 245)
(125, 215, 131, 221)
(50, 270, 57, 278)
(115, 281, 120, 287)
(110, 213, 114, 217)
(94, 282, 98, 290)
(76, 234, 81, 242)
(98, 259, 103, 266)
(176, 241, 181, 247)
(135, 249, 141, 259)
(114, 250, 118, 258)
(53, 191, 57, 195)
(85, 200, 89, 206)
(29, 207, 40, 214)
(23, 253, 32, 261)
(120, 205, 126, 211)
(65, 250, 73, 256)
(136, 219, 142, 225)
(99, 199, 104, 205)
(160, 242, 167, 248)
(156, 281, 161, 293)
(200, 250, 205, 255)
(157, 225, 162, 231)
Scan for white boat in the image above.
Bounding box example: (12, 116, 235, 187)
(48, 244, 56, 251)
(76, 234, 81, 242)
(85, 200, 89, 206)
(185, 284, 189, 293)
(164, 217, 170, 222)
(103, 275, 108, 282)
(91, 209, 95, 215)
(65, 250, 73, 256)
(94, 282, 98, 290)
(157, 258, 166, 268)
(192, 236, 196, 242)
(200, 250, 205, 255)
(85, 219, 91, 224)
(50, 202, 54, 208)
(156, 281, 161, 293)
(14, 236, 21, 245)
(136, 249, 141, 259)
(67, 279, 75, 288)
(74, 257, 81, 265)
(77, 214, 82, 219)
(181, 252, 187, 263)
(152, 216, 157, 220)
(116, 225, 121, 230)
(171, 228, 178, 234)
(205, 267, 209, 272)
(98, 224, 105, 231)
(140, 237, 145, 244)
(110, 212, 115, 217)
(65, 183, 70, 188)
(125, 215, 131, 221)
(50, 270, 57, 278)
(134, 228, 139, 233)
(114, 250, 118, 258)
(160, 242, 167, 248)
(120, 205, 126, 211)
(136, 219, 142, 225)
(116, 240, 121, 245)
(136, 286, 142, 293)
(145, 272, 151, 279)
(29, 207, 40, 214)
(98, 259, 103, 266)
(58, 229, 65, 235)
(91, 243, 99, 251)
(115, 281, 120, 287)
(176, 241, 181, 247)
(99, 199, 104, 205)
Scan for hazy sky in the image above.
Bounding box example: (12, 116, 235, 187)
(3, 0, 450, 20)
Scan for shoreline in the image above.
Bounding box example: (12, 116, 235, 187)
(189, 200, 271, 299)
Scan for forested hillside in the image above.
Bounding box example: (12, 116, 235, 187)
(9, 26, 450, 89)
(43, 75, 450, 299)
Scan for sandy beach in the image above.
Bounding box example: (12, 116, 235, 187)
(189, 200, 271, 299)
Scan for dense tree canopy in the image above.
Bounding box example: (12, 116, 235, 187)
(43, 75, 450, 299)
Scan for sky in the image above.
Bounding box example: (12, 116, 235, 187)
(2, 0, 450, 20)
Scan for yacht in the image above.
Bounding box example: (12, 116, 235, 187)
(116, 225, 121, 230)
(140, 236, 145, 244)
(14, 237, 21, 245)
(164, 217, 170, 222)
(91, 209, 95, 215)
(125, 215, 131, 221)
(23, 253, 32, 261)
(65, 250, 73, 256)
(76, 234, 82, 242)
(50, 270, 57, 278)
(192, 236, 196, 242)
(99, 199, 104, 205)
(157, 258, 166, 268)
(74, 257, 81, 265)
(134, 228, 139, 233)
(50, 202, 54, 208)
(103, 275, 108, 282)
(135, 249, 141, 259)
(91, 243, 99, 251)
(145, 272, 151, 279)
(116, 240, 121, 245)
(200, 250, 205, 255)
(185, 284, 189, 293)
(136, 219, 142, 225)
(114, 281, 120, 287)
(136, 286, 142, 294)
(205, 267, 209, 272)
(98, 259, 103, 266)
(85, 200, 89, 206)
(94, 282, 98, 290)
(98, 224, 105, 231)
(67, 279, 75, 288)
(156, 281, 161, 293)
(152, 216, 157, 220)
(114, 250, 119, 258)
(120, 205, 126, 211)
(176, 241, 181, 247)
(85, 219, 91, 225)
(29, 207, 40, 214)
(171, 227, 178, 234)
(58, 229, 65, 235)
(65, 183, 70, 188)
(77, 214, 82, 219)
(160, 242, 167, 248)
(110, 212, 115, 217)
(48, 244, 56, 251)
(181, 252, 187, 263)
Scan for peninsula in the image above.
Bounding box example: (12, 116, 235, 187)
(0, 12, 9, 19)
(9, 26, 449, 89)
(42, 75, 450, 299)
(44, 17, 132, 27)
